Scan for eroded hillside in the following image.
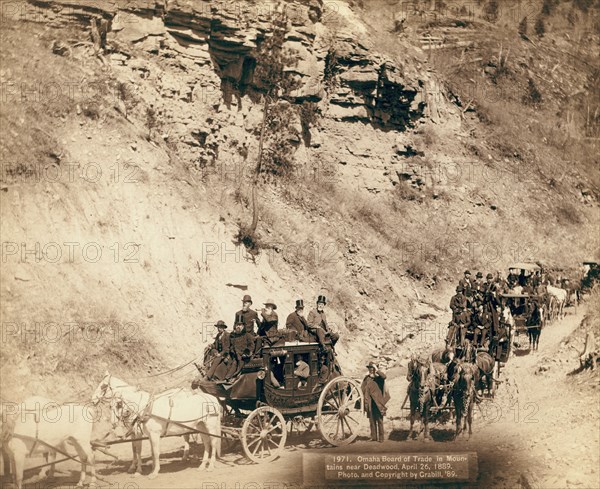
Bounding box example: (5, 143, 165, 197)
(1, 0, 599, 400)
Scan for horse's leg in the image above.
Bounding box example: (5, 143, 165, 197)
(128, 436, 142, 475)
(207, 415, 220, 470)
(7, 439, 25, 489)
(197, 431, 210, 471)
(70, 439, 95, 487)
(182, 434, 190, 462)
(466, 399, 473, 439)
(46, 450, 57, 479)
(422, 404, 430, 441)
(147, 430, 161, 479)
(454, 397, 461, 439)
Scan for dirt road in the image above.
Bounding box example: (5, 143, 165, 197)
(10, 307, 598, 489)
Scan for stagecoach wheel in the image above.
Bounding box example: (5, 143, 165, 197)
(317, 376, 363, 446)
(241, 406, 287, 464)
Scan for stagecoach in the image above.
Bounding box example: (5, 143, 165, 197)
(193, 340, 363, 463)
(500, 292, 542, 351)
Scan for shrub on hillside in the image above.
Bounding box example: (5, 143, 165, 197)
(519, 17, 528, 38)
(523, 78, 543, 106)
(535, 17, 545, 37)
(542, 0, 559, 16)
(483, 0, 499, 22)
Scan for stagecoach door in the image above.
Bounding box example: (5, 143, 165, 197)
(283, 349, 319, 393)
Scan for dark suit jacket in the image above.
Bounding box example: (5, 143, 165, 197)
(286, 311, 310, 338)
(307, 308, 328, 331)
(235, 309, 259, 335)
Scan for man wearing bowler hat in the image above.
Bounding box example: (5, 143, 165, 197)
(307, 295, 339, 348)
(206, 320, 230, 380)
(361, 361, 390, 442)
(285, 299, 310, 341)
(235, 294, 260, 335)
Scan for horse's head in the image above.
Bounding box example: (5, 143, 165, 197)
(92, 370, 117, 405)
(455, 363, 474, 391)
(409, 354, 427, 383)
(417, 363, 431, 392)
(108, 395, 134, 437)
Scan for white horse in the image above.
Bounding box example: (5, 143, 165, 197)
(2, 396, 96, 489)
(92, 372, 221, 478)
(547, 285, 567, 321)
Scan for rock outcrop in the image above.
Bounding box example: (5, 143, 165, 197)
(21, 0, 426, 132)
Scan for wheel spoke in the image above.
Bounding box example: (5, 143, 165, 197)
(266, 422, 283, 434)
(342, 416, 353, 435)
(246, 436, 262, 448)
(329, 392, 340, 409)
(251, 439, 264, 457)
(323, 398, 337, 411)
(346, 414, 359, 425)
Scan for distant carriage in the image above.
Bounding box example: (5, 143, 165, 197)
(193, 340, 363, 463)
(581, 261, 600, 293)
(500, 293, 543, 351)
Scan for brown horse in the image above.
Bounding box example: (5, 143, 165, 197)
(451, 362, 479, 439)
(408, 358, 444, 441)
(475, 351, 496, 397)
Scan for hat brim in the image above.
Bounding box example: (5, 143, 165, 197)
(264, 303, 277, 309)
(216, 324, 228, 329)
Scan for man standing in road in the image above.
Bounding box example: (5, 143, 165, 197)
(361, 361, 390, 443)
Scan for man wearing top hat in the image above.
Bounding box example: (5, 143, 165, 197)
(361, 361, 390, 443)
(225, 313, 255, 379)
(307, 295, 339, 348)
(285, 299, 311, 341)
(235, 294, 260, 335)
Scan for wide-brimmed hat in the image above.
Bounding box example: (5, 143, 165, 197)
(317, 295, 327, 305)
(263, 299, 277, 309)
(456, 285, 464, 292)
(486, 273, 493, 279)
(242, 294, 252, 304)
(476, 272, 483, 278)
(295, 299, 304, 310)
(464, 270, 471, 275)
(366, 361, 378, 369)
(235, 313, 244, 325)
(215, 320, 227, 329)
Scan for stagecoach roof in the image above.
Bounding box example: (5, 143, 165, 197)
(508, 262, 541, 271)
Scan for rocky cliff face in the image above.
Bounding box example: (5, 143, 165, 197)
(19, 0, 431, 189)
